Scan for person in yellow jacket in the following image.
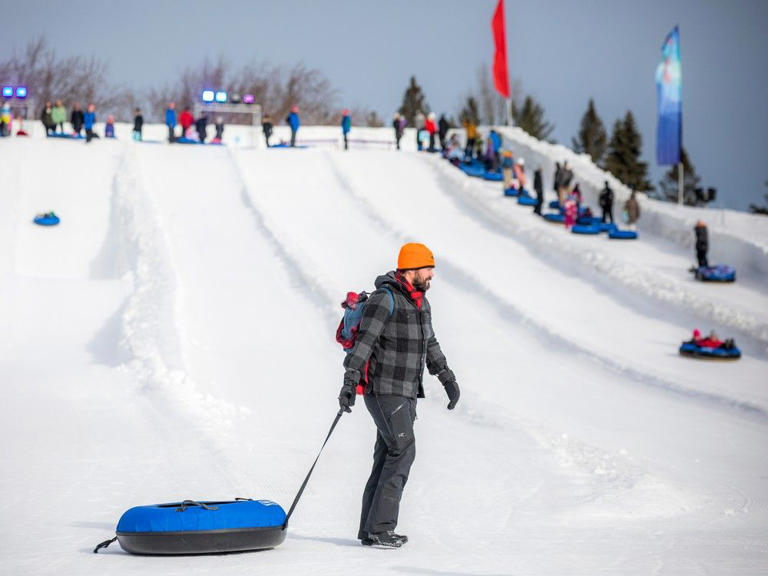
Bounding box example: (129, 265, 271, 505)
(463, 119, 477, 160)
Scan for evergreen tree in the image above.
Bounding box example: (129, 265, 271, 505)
(572, 99, 607, 165)
(604, 111, 653, 191)
(398, 76, 429, 127)
(511, 95, 554, 141)
(459, 96, 480, 125)
(658, 147, 701, 205)
(749, 181, 768, 216)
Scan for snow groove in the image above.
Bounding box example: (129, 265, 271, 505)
(113, 146, 250, 447)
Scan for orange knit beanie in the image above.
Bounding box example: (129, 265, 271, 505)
(397, 243, 435, 270)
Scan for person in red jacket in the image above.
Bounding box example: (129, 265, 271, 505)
(179, 106, 194, 138)
(425, 113, 437, 152)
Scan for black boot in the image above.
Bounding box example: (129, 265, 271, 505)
(361, 531, 407, 548)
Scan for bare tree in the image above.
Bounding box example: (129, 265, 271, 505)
(0, 37, 136, 120)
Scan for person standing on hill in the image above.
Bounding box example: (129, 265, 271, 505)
(501, 150, 515, 190)
(341, 109, 351, 150)
(262, 114, 274, 147)
(425, 113, 437, 152)
(694, 221, 708, 268)
(214, 116, 225, 142)
(40, 102, 54, 136)
(338, 243, 460, 549)
(599, 181, 614, 224)
(437, 113, 449, 151)
(84, 103, 98, 143)
(71, 102, 85, 136)
(52, 100, 66, 134)
(195, 111, 208, 144)
(624, 190, 640, 230)
(463, 118, 477, 160)
(392, 112, 404, 150)
(533, 165, 544, 215)
(179, 106, 194, 138)
(133, 108, 144, 141)
(165, 102, 176, 142)
(286, 105, 300, 147)
(558, 161, 573, 206)
(414, 111, 426, 151)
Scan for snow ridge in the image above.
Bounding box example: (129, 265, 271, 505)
(496, 126, 768, 279)
(113, 146, 249, 443)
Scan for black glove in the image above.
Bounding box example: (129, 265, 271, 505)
(338, 375, 357, 413)
(438, 368, 460, 410)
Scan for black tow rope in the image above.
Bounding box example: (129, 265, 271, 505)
(93, 536, 117, 553)
(94, 409, 345, 551)
(282, 408, 344, 530)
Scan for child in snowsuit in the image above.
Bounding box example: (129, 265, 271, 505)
(564, 196, 578, 230)
(104, 115, 115, 138)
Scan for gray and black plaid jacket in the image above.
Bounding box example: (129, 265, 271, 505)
(343, 271, 450, 398)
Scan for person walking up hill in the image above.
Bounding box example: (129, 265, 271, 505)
(339, 243, 460, 549)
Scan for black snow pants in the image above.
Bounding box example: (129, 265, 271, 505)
(358, 394, 417, 539)
(697, 248, 708, 268)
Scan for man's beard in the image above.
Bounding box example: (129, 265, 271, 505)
(413, 277, 431, 292)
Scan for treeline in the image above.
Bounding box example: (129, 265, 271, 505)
(0, 38, 378, 125)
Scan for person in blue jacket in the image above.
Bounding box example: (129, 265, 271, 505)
(165, 101, 177, 143)
(341, 109, 351, 150)
(489, 129, 502, 169)
(286, 105, 300, 147)
(84, 103, 99, 143)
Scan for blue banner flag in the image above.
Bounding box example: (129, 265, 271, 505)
(656, 26, 682, 165)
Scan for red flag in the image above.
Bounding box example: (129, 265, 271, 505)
(491, 0, 510, 98)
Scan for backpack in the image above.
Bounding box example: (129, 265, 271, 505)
(335, 287, 394, 394)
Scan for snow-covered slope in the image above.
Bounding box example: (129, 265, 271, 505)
(1, 129, 766, 575)
(496, 125, 768, 279)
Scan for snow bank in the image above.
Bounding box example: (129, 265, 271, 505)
(495, 125, 768, 279)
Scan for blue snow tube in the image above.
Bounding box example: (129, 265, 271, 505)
(679, 341, 741, 360)
(461, 164, 485, 178)
(518, 195, 537, 206)
(101, 500, 286, 555)
(175, 137, 204, 144)
(598, 222, 618, 233)
(571, 224, 601, 235)
(503, 187, 519, 197)
(608, 229, 638, 240)
(483, 171, 504, 181)
(548, 200, 561, 210)
(34, 214, 60, 226)
(577, 216, 599, 226)
(543, 213, 565, 224)
(694, 265, 736, 283)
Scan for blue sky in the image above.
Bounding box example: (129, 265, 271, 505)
(3, 0, 766, 210)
